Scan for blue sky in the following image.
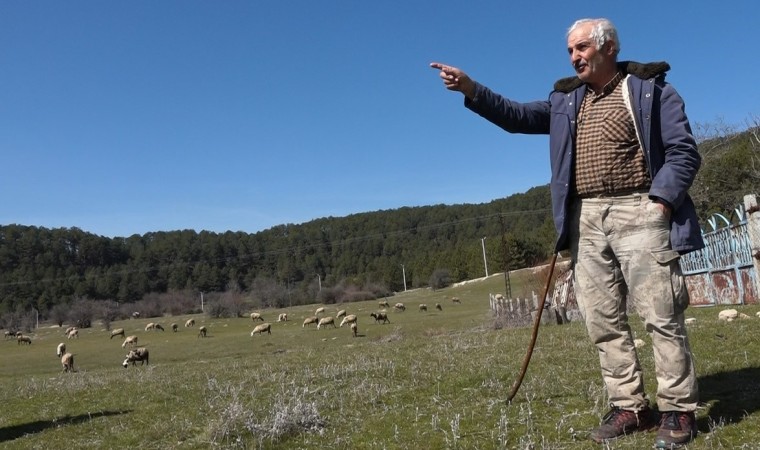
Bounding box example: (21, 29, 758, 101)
(2, 1, 758, 238)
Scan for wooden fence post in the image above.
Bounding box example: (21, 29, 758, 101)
(744, 194, 760, 299)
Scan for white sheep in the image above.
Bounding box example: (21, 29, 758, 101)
(317, 316, 336, 329)
(185, 318, 195, 327)
(718, 309, 739, 322)
(633, 338, 646, 349)
(739, 313, 751, 320)
(145, 323, 156, 331)
(684, 317, 697, 325)
(419, 304, 428, 312)
(339, 314, 357, 328)
(452, 297, 461, 304)
(370, 312, 390, 324)
(757, 311, 760, 319)
(122, 335, 138, 348)
(61, 352, 76, 372)
(393, 302, 406, 312)
(64, 326, 76, 336)
(17, 335, 32, 345)
(277, 313, 288, 322)
(378, 300, 390, 308)
(315, 306, 326, 315)
(302, 316, 319, 327)
(110, 328, 125, 339)
(56, 342, 66, 358)
(251, 323, 272, 336)
(123, 347, 149, 367)
(198, 326, 207, 338)
(250, 312, 264, 322)
(336, 309, 347, 319)
(66, 328, 79, 339)
(350, 322, 358, 337)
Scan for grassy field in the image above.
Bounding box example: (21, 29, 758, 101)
(2, 271, 760, 449)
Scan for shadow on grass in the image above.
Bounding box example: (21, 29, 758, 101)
(0, 410, 131, 442)
(698, 366, 760, 429)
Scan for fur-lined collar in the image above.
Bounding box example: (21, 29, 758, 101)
(553, 61, 670, 93)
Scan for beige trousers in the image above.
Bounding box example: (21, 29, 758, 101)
(568, 192, 698, 412)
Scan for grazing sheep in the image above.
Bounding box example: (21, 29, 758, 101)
(452, 297, 461, 304)
(757, 311, 760, 318)
(435, 303, 443, 311)
(122, 347, 149, 367)
(145, 323, 156, 331)
(171, 323, 178, 332)
(17, 335, 32, 345)
(154, 323, 165, 331)
(277, 313, 288, 322)
(56, 342, 66, 358)
(302, 316, 319, 327)
(66, 329, 79, 339)
(110, 328, 125, 339)
(378, 300, 390, 308)
(185, 318, 195, 327)
(132, 311, 141, 319)
(718, 309, 739, 322)
(315, 307, 326, 315)
(419, 304, 428, 312)
(685, 317, 697, 325)
(370, 312, 390, 324)
(339, 314, 357, 327)
(633, 338, 646, 349)
(250, 312, 264, 322)
(317, 316, 336, 329)
(122, 335, 138, 348)
(198, 326, 207, 338)
(61, 352, 75, 372)
(64, 326, 76, 336)
(251, 323, 272, 336)
(4, 331, 14, 339)
(350, 322, 358, 337)
(393, 302, 406, 312)
(336, 309, 347, 319)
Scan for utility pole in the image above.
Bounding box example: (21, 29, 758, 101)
(200, 291, 204, 312)
(481, 237, 489, 277)
(400, 264, 407, 291)
(316, 274, 322, 292)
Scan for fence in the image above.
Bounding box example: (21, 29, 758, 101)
(490, 194, 760, 320)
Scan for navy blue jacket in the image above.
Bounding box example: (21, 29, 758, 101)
(465, 61, 704, 254)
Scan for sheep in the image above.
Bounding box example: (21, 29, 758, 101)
(302, 316, 319, 327)
(378, 300, 390, 308)
(336, 309, 347, 319)
(4, 330, 15, 339)
(132, 311, 141, 319)
(684, 317, 697, 325)
(315, 307, 326, 315)
(198, 326, 207, 338)
(277, 313, 288, 322)
(452, 297, 461, 304)
(61, 352, 76, 372)
(56, 342, 66, 358)
(435, 303, 443, 311)
(66, 328, 79, 339)
(317, 316, 336, 329)
(145, 323, 156, 331)
(419, 304, 428, 312)
(393, 302, 406, 312)
(122, 335, 139, 348)
(17, 335, 32, 345)
(250, 312, 264, 322)
(251, 323, 272, 336)
(110, 328, 125, 339)
(757, 311, 760, 319)
(171, 323, 178, 332)
(64, 326, 76, 336)
(739, 313, 752, 320)
(350, 322, 358, 337)
(185, 318, 195, 327)
(16, 331, 22, 337)
(718, 309, 739, 322)
(122, 347, 149, 367)
(154, 323, 165, 331)
(370, 312, 390, 324)
(339, 314, 357, 327)
(633, 338, 646, 349)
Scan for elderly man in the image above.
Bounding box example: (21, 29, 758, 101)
(431, 17, 702, 448)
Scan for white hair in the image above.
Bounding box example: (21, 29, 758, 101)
(567, 18, 620, 56)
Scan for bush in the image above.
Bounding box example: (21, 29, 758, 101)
(429, 269, 451, 290)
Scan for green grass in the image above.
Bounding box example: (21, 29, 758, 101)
(2, 273, 760, 449)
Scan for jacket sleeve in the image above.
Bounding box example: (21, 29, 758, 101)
(648, 82, 701, 210)
(464, 82, 551, 135)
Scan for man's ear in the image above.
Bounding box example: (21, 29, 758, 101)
(603, 40, 617, 56)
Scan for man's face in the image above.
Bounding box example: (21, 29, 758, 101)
(567, 23, 614, 86)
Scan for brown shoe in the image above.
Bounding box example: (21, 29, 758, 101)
(590, 406, 658, 443)
(654, 411, 697, 448)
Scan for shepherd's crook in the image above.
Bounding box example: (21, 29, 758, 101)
(506, 252, 558, 403)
